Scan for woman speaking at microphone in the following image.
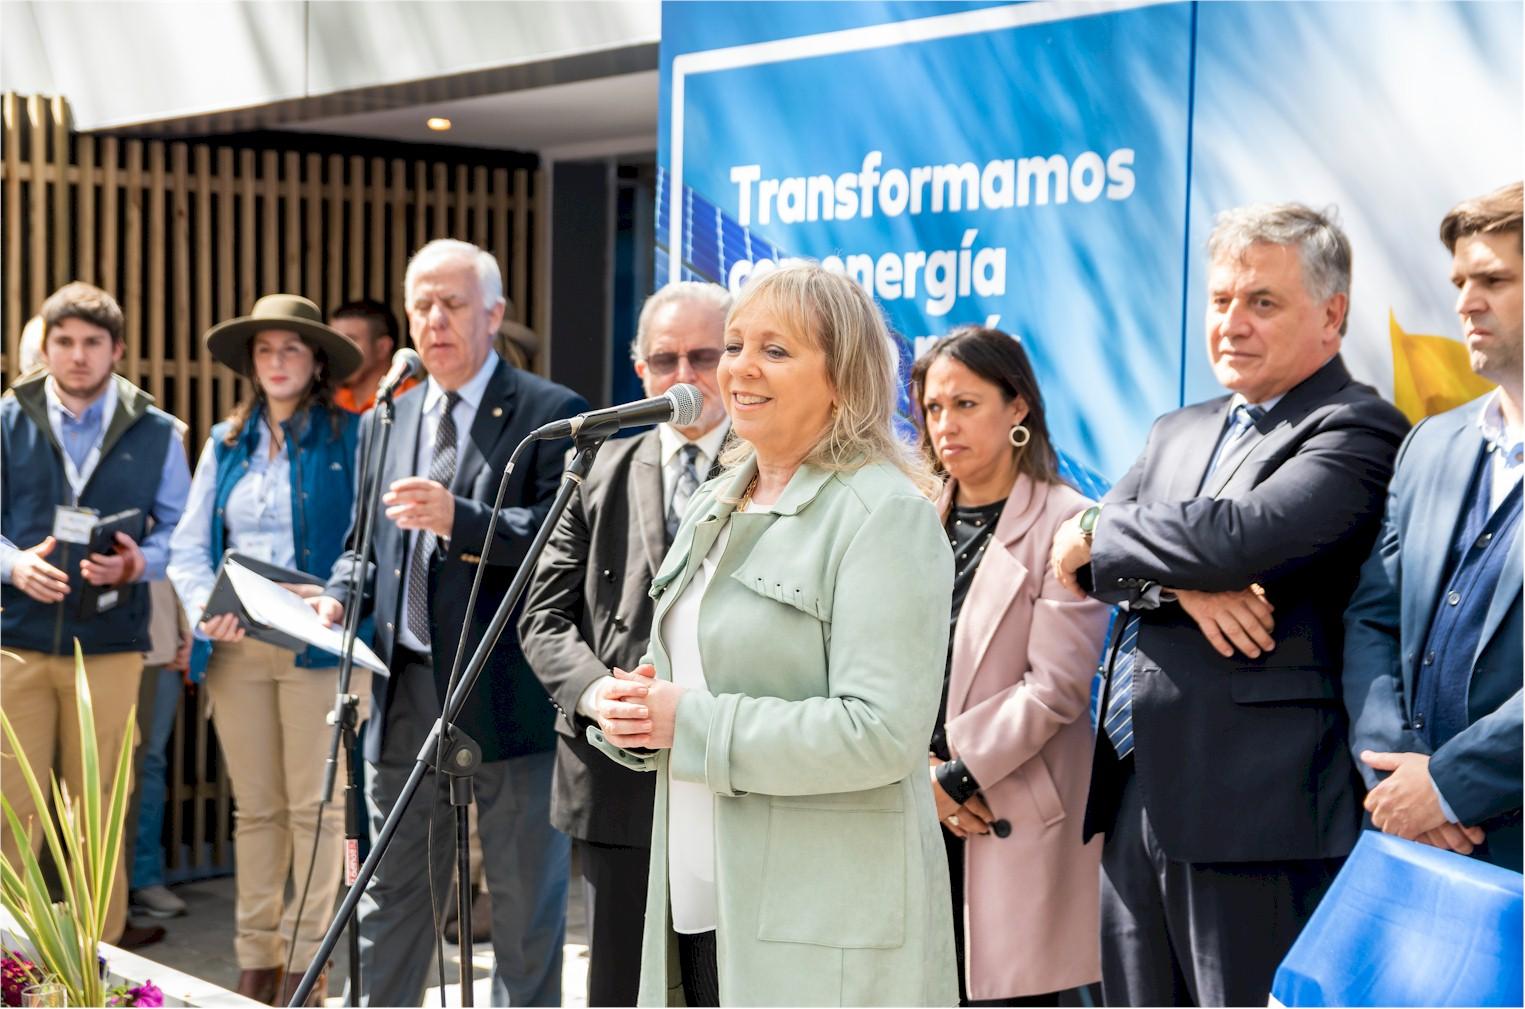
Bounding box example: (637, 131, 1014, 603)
(585, 263, 957, 1007)
(911, 327, 1109, 1006)
(168, 295, 369, 1006)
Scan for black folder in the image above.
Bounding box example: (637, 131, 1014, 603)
(201, 551, 327, 655)
(77, 508, 145, 617)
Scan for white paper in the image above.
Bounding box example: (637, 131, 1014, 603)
(224, 560, 389, 675)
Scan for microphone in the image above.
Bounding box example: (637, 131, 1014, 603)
(375, 348, 423, 401)
(532, 384, 703, 440)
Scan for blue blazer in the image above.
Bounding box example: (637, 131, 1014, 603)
(1342, 396, 1523, 836)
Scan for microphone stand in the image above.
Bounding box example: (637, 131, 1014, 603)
(315, 392, 395, 1005)
(288, 424, 615, 1007)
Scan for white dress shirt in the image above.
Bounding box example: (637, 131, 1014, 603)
(169, 422, 296, 634)
(1476, 390, 1524, 512)
(396, 352, 499, 655)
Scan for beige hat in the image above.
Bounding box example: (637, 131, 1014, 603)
(205, 294, 363, 380)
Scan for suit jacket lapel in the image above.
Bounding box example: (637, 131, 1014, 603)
(1473, 498, 1524, 669)
(941, 477, 1043, 714)
(1167, 399, 1229, 501)
(453, 359, 513, 494)
(1403, 419, 1478, 659)
(631, 431, 668, 577)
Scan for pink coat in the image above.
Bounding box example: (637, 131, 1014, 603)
(939, 474, 1111, 1000)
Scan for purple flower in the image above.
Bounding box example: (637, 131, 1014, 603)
(127, 981, 164, 1008)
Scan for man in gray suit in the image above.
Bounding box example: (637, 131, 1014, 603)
(1051, 203, 1410, 1006)
(1343, 182, 1522, 871)
(520, 281, 730, 1006)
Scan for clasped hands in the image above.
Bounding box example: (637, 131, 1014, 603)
(1360, 750, 1485, 855)
(592, 664, 684, 751)
(10, 532, 145, 603)
(930, 756, 996, 840)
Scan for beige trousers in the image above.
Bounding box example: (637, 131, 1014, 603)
(0, 647, 143, 944)
(203, 639, 370, 970)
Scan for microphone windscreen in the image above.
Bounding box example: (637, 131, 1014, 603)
(665, 384, 703, 427)
(395, 348, 423, 376)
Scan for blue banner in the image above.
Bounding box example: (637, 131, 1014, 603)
(660, 1, 1522, 482)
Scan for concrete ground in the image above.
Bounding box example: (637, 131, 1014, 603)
(137, 868, 590, 1007)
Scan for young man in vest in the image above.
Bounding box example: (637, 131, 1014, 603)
(1, 282, 192, 946)
(1343, 182, 1524, 871)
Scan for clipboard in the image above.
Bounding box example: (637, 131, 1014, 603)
(200, 552, 387, 674)
(77, 508, 145, 618)
(202, 551, 326, 655)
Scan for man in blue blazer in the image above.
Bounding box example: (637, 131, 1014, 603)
(1343, 182, 1523, 872)
(315, 239, 588, 1006)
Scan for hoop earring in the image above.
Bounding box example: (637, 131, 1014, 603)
(1009, 423, 1031, 448)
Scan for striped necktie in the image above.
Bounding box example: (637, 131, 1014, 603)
(404, 391, 461, 647)
(665, 444, 701, 540)
(1103, 402, 1266, 759)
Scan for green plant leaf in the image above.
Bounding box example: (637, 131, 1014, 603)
(0, 646, 138, 1008)
(0, 712, 71, 889)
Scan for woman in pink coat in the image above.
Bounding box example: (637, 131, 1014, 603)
(911, 326, 1111, 1005)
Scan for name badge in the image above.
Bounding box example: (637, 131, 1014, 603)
(53, 505, 99, 545)
(95, 589, 120, 612)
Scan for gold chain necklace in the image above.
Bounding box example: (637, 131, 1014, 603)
(736, 473, 760, 512)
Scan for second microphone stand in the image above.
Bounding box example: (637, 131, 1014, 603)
(317, 391, 396, 1004)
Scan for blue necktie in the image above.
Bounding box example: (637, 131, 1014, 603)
(1104, 403, 1266, 759)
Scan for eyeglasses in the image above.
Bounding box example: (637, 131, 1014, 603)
(643, 348, 723, 376)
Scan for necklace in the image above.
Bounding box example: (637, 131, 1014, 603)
(736, 473, 760, 512)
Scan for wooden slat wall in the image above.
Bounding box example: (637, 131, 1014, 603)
(0, 92, 546, 878)
(1, 92, 545, 454)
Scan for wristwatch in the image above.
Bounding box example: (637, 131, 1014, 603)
(1078, 505, 1102, 546)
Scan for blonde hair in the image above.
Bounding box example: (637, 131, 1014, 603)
(719, 263, 939, 498)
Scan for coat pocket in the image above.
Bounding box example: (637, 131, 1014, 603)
(1016, 755, 1066, 827)
(756, 803, 906, 949)
(1229, 665, 1338, 704)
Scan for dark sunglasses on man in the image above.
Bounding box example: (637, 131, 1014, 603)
(643, 348, 723, 375)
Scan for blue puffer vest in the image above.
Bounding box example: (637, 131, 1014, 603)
(188, 402, 361, 680)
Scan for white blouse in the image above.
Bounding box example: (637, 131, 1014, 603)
(663, 519, 731, 934)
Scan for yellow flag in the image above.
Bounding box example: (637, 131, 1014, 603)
(1389, 311, 1494, 424)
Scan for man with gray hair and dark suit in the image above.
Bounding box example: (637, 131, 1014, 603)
(314, 239, 588, 1007)
(520, 281, 730, 1006)
(1051, 203, 1410, 1006)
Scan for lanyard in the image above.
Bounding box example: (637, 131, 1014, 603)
(60, 439, 103, 504)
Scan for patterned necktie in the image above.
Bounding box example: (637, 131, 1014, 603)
(404, 391, 462, 647)
(1104, 402, 1266, 759)
(666, 444, 702, 540)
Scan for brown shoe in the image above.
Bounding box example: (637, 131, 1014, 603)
(117, 923, 167, 950)
(236, 966, 282, 1004)
(281, 965, 328, 1007)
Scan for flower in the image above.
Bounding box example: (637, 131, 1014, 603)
(127, 981, 164, 1007)
(104, 978, 163, 1007)
(1, 951, 41, 1007)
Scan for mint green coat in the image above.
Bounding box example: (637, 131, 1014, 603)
(590, 457, 958, 1007)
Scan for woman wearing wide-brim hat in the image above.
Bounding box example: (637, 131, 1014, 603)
(168, 294, 369, 1005)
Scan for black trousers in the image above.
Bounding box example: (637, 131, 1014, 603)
(1099, 770, 1341, 1007)
(577, 838, 651, 1007)
(677, 929, 719, 1008)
